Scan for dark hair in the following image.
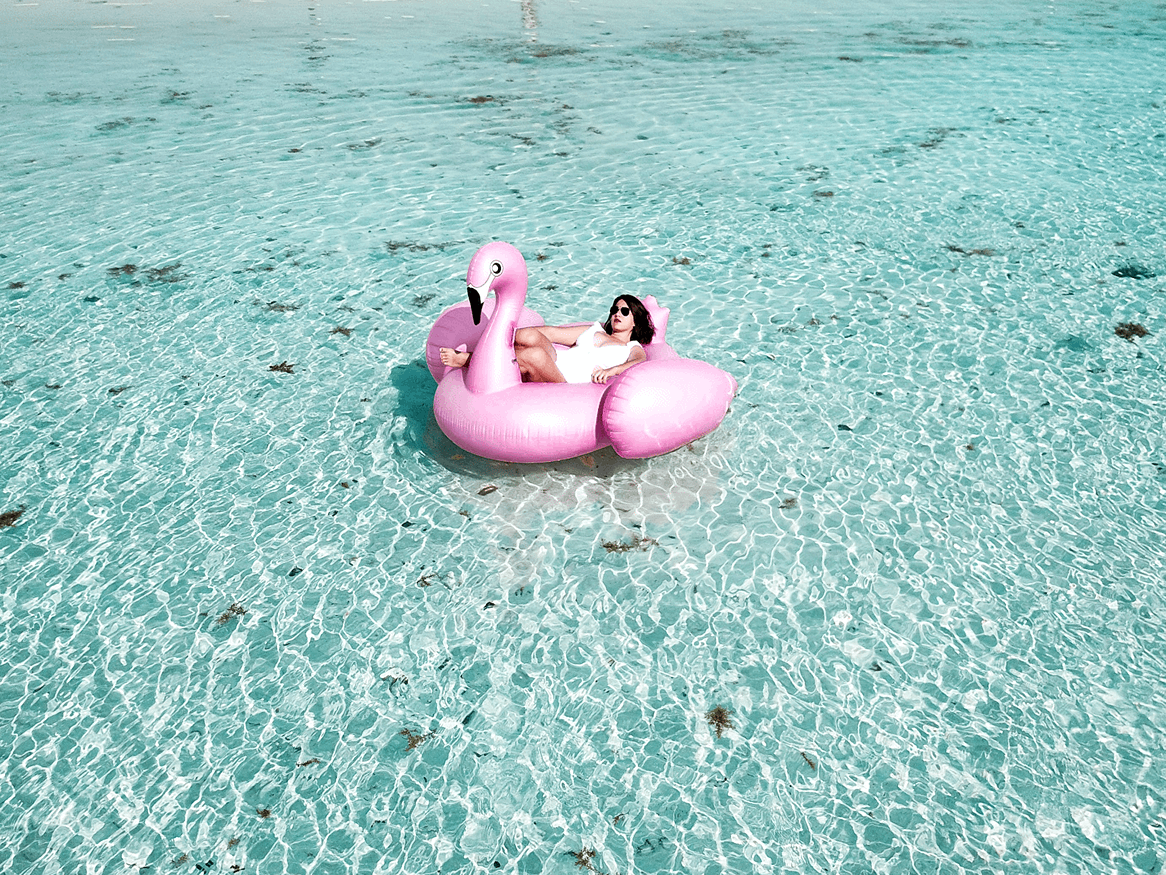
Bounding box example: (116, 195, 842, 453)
(603, 294, 655, 345)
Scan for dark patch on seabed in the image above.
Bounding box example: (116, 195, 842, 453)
(0, 506, 26, 529)
(47, 91, 100, 104)
(705, 706, 733, 738)
(602, 533, 658, 553)
(96, 116, 156, 131)
(1112, 264, 1155, 279)
(260, 300, 299, 313)
(529, 45, 581, 59)
(1115, 322, 1149, 341)
(642, 29, 790, 61)
(399, 728, 433, 750)
(918, 127, 959, 149)
(107, 262, 189, 284)
(217, 602, 247, 624)
(384, 240, 456, 253)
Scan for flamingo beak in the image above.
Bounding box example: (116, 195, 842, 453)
(467, 285, 483, 325)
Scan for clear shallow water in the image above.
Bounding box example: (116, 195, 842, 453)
(2, 0, 1165, 872)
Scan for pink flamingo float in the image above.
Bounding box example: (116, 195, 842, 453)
(425, 242, 737, 463)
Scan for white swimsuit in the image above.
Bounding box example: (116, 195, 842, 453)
(555, 322, 641, 384)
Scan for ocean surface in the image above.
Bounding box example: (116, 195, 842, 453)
(2, 0, 1165, 872)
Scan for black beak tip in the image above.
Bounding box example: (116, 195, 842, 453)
(468, 286, 482, 325)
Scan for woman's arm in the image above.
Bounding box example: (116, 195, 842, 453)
(591, 345, 647, 383)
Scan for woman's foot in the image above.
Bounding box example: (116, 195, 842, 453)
(439, 347, 470, 368)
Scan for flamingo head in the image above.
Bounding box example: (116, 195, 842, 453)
(465, 241, 528, 325)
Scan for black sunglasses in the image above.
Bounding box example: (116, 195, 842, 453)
(609, 305, 631, 317)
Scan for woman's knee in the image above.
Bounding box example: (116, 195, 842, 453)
(514, 326, 547, 348)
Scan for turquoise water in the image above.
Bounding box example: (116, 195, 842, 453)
(2, 0, 1165, 872)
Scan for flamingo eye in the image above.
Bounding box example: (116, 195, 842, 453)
(490, 261, 503, 276)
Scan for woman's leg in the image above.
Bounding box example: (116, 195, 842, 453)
(440, 327, 567, 382)
(514, 327, 567, 383)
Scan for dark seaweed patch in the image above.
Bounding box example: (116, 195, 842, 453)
(530, 45, 580, 59)
(947, 244, 994, 256)
(107, 386, 130, 395)
(602, 533, 658, 553)
(145, 263, 188, 283)
(269, 361, 295, 374)
(0, 507, 26, 529)
(918, 127, 957, 149)
(47, 91, 99, 104)
(7, 281, 25, 289)
(643, 29, 787, 61)
(384, 241, 454, 254)
(705, 706, 733, 738)
(217, 603, 247, 624)
(1112, 264, 1156, 279)
(399, 728, 433, 750)
(96, 116, 154, 131)
(330, 326, 352, 336)
(569, 848, 597, 870)
(896, 35, 973, 52)
(1115, 322, 1149, 341)
(346, 138, 381, 151)
(412, 294, 435, 308)
(108, 264, 138, 276)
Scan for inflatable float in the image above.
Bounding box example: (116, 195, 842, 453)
(425, 242, 737, 463)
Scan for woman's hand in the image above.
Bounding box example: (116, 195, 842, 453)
(591, 366, 617, 383)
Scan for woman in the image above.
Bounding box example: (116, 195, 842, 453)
(440, 294, 655, 384)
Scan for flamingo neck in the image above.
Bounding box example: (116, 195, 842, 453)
(465, 287, 523, 395)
